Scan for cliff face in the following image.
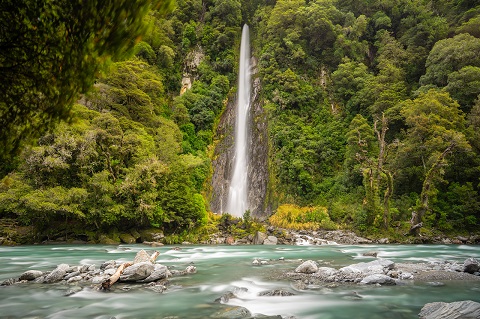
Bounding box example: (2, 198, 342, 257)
(210, 58, 270, 219)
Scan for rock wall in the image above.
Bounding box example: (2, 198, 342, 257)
(210, 57, 270, 219)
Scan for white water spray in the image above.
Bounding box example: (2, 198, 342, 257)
(226, 24, 251, 217)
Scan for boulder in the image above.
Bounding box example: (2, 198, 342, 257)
(100, 260, 116, 270)
(226, 236, 235, 245)
(314, 267, 338, 280)
(258, 289, 295, 296)
(463, 258, 479, 274)
(133, 249, 152, 263)
(19, 270, 44, 281)
(295, 260, 318, 274)
(215, 291, 237, 303)
(212, 306, 252, 318)
(139, 229, 164, 242)
(138, 264, 171, 283)
(360, 274, 396, 285)
(143, 241, 164, 247)
(339, 259, 394, 276)
(362, 251, 378, 257)
(44, 264, 70, 283)
(119, 262, 154, 282)
(263, 236, 278, 245)
(185, 265, 197, 274)
(419, 300, 480, 319)
(253, 231, 267, 245)
(119, 233, 136, 244)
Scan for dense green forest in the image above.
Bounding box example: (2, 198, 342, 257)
(1, 0, 480, 243)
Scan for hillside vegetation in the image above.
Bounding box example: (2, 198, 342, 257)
(1, 0, 480, 242)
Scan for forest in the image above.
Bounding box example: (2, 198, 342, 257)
(1, 0, 480, 243)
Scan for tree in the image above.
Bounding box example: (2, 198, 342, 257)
(420, 33, 480, 87)
(0, 0, 173, 175)
(445, 66, 480, 111)
(400, 90, 471, 235)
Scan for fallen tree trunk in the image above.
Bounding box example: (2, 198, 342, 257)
(101, 262, 132, 290)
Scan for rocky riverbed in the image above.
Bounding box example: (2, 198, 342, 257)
(0, 249, 196, 293)
(2, 247, 479, 319)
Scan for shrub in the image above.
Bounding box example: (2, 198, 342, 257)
(269, 204, 337, 230)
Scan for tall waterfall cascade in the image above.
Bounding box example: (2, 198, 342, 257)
(226, 24, 251, 217)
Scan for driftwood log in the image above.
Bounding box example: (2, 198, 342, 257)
(101, 250, 160, 290)
(101, 262, 132, 290)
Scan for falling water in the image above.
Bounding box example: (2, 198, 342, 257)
(226, 24, 251, 217)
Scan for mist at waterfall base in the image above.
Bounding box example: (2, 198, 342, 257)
(226, 24, 251, 218)
(1, 244, 480, 319)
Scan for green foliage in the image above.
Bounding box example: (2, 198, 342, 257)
(0, 0, 174, 174)
(420, 33, 480, 87)
(269, 204, 337, 231)
(3, 0, 480, 241)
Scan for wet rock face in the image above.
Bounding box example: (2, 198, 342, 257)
(210, 57, 269, 219)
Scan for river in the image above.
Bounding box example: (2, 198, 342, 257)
(0, 244, 479, 318)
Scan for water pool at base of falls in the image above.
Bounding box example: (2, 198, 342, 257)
(1, 244, 479, 319)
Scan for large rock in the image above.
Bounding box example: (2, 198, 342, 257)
(19, 270, 44, 281)
(313, 267, 338, 280)
(133, 249, 152, 263)
(360, 274, 396, 285)
(295, 260, 319, 274)
(141, 264, 172, 282)
(253, 231, 268, 245)
(339, 259, 394, 276)
(119, 262, 154, 282)
(119, 233, 136, 244)
(212, 306, 252, 318)
(44, 264, 70, 283)
(463, 258, 479, 274)
(419, 300, 480, 319)
(263, 236, 278, 245)
(138, 264, 170, 283)
(139, 229, 164, 242)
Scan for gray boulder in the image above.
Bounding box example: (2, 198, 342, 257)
(100, 260, 116, 270)
(138, 264, 171, 283)
(295, 260, 318, 274)
(419, 300, 480, 319)
(253, 231, 268, 245)
(313, 267, 338, 280)
(463, 258, 480, 274)
(339, 259, 394, 278)
(133, 249, 152, 263)
(19, 270, 44, 281)
(119, 262, 154, 282)
(360, 274, 396, 285)
(44, 264, 70, 283)
(263, 236, 278, 245)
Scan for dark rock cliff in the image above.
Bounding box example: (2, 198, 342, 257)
(210, 58, 270, 219)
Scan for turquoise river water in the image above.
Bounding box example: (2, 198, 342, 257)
(0, 244, 479, 318)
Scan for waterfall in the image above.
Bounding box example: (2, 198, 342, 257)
(226, 24, 251, 217)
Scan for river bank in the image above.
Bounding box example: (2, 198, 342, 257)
(1, 216, 480, 246)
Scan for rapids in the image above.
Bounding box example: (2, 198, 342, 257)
(0, 244, 479, 318)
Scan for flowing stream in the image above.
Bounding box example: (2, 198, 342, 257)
(1, 244, 479, 319)
(226, 24, 251, 217)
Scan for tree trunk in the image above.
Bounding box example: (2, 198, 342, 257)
(101, 262, 132, 290)
(410, 143, 454, 236)
(382, 170, 393, 229)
